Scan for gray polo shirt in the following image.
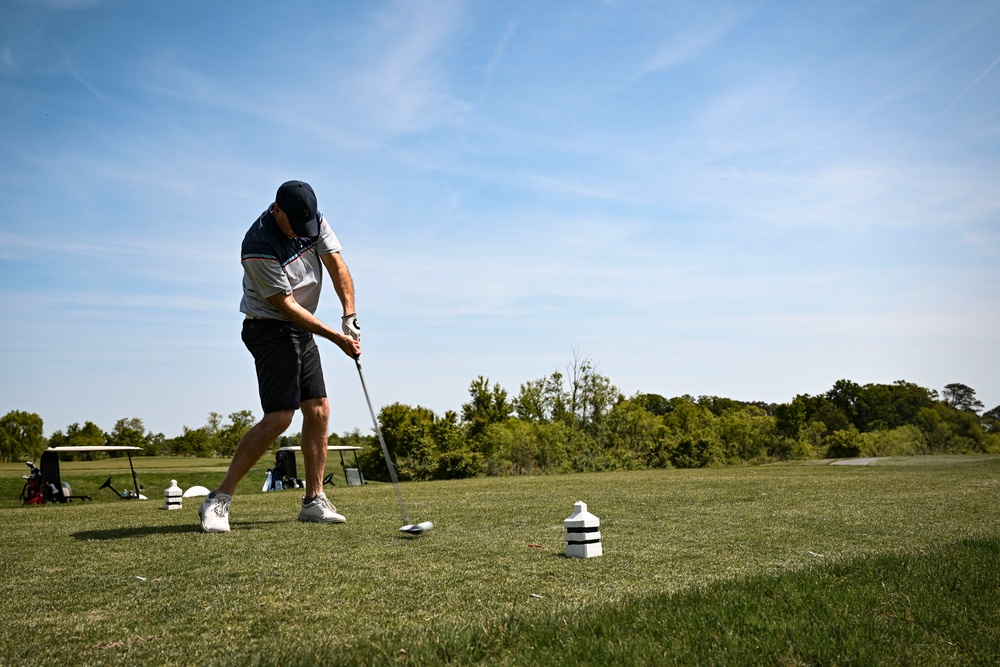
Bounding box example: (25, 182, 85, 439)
(240, 209, 342, 320)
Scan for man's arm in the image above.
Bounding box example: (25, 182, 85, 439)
(320, 252, 355, 316)
(321, 251, 361, 341)
(266, 292, 361, 358)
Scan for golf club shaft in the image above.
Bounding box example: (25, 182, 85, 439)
(355, 358, 410, 525)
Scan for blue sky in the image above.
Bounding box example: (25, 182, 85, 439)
(2, 0, 998, 439)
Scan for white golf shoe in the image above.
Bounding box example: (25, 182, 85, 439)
(198, 491, 232, 533)
(298, 493, 346, 523)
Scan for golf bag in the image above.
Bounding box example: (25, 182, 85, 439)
(38, 450, 88, 502)
(20, 461, 44, 505)
(273, 450, 303, 489)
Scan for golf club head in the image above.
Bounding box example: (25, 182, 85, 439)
(399, 521, 433, 536)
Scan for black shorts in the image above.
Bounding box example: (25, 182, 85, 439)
(242, 319, 327, 413)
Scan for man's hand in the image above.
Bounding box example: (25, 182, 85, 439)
(337, 334, 362, 360)
(342, 313, 361, 341)
(267, 292, 361, 359)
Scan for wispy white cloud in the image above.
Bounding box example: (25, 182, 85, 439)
(65, 65, 112, 106)
(478, 20, 519, 104)
(10, 0, 107, 8)
(137, 58, 238, 108)
(519, 172, 645, 203)
(352, 0, 466, 134)
(0, 228, 234, 289)
(1, 287, 231, 315)
(879, 51, 1000, 174)
(636, 9, 742, 78)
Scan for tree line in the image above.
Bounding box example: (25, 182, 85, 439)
(355, 355, 1000, 481)
(3, 354, 999, 478)
(0, 411, 257, 463)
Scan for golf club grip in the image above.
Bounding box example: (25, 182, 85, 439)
(355, 359, 410, 525)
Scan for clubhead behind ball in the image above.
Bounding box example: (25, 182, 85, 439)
(399, 521, 433, 535)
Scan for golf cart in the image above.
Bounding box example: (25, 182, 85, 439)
(262, 445, 364, 491)
(38, 446, 146, 502)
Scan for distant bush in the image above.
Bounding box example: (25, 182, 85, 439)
(14, 363, 998, 480)
(859, 425, 925, 457)
(345, 374, 998, 478)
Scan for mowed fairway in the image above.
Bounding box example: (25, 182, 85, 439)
(1, 456, 998, 666)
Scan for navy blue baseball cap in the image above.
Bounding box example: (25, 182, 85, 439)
(275, 180, 319, 237)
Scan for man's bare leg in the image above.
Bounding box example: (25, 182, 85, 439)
(299, 397, 330, 498)
(217, 409, 295, 496)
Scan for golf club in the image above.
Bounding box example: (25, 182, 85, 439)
(355, 357, 433, 536)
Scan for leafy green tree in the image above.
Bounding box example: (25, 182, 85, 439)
(429, 410, 479, 479)
(915, 406, 948, 453)
(565, 427, 609, 472)
(631, 393, 672, 417)
(47, 421, 110, 458)
(826, 380, 863, 429)
(163, 411, 256, 457)
(531, 421, 574, 473)
(367, 403, 440, 481)
(514, 352, 621, 433)
(48, 421, 106, 449)
(107, 417, 154, 455)
(216, 410, 255, 457)
(810, 399, 852, 434)
(205, 411, 224, 452)
(328, 428, 375, 455)
(659, 398, 722, 468)
(914, 403, 991, 453)
(824, 428, 863, 458)
(462, 376, 513, 437)
(792, 421, 827, 460)
(477, 419, 576, 475)
(939, 404, 989, 452)
(601, 397, 663, 466)
(565, 351, 621, 432)
(715, 405, 776, 463)
(514, 372, 567, 423)
(164, 426, 213, 457)
(148, 432, 166, 455)
(378, 403, 436, 460)
(775, 394, 850, 440)
(942, 383, 985, 413)
(867, 381, 936, 430)
(982, 406, 1000, 434)
(859, 425, 926, 457)
(514, 377, 547, 423)
(669, 436, 717, 468)
(0, 410, 45, 462)
(826, 380, 935, 432)
(774, 396, 809, 438)
(697, 396, 746, 416)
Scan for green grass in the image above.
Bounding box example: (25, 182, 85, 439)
(1, 456, 998, 665)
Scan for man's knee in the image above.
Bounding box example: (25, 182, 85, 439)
(261, 409, 296, 432)
(301, 397, 330, 424)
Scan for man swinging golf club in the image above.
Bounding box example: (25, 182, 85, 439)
(199, 180, 362, 533)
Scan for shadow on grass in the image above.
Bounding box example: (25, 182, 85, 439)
(72, 520, 287, 540)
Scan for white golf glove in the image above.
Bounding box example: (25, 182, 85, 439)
(342, 313, 361, 341)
